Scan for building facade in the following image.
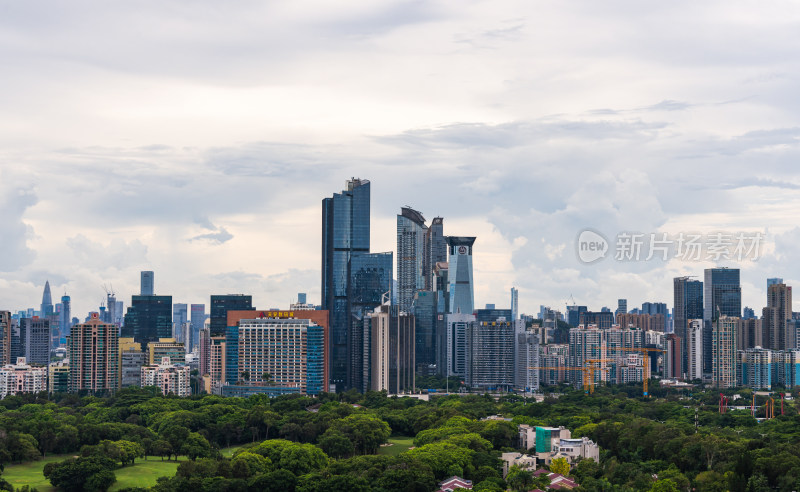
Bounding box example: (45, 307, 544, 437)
(141, 357, 190, 396)
(704, 268, 741, 373)
(122, 295, 172, 348)
(0, 358, 47, 398)
(674, 277, 703, 376)
(447, 237, 476, 315)
(397, 207, 428, 313)
(712, 316, 738, 389)
(67, 313, 119, 394)
(466, 319, 517, 391)
(364, 304, 415, 393)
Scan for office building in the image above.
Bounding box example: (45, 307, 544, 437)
(425, 217, 446, 290)
(0, 358, 47, 398)
(674, 277, 703, 376)
(466, 319, 517, 391)
(363, 303, 415, 393)
(147, 338, 185, 365)
(712, 316, 738, 389)
(190, 304, 206, 352)
(41, 280, 54, 318)
(207, 336, 226, 392)
(566, 305, 588, 328)
(664, 333, 682, 379)
(762, 283, 793, 350)
(322, 178, 372, 390)
(738, 348, 773, 390)
(704, 269, 741, 374)
(617, 299, 627, 317)
(412, 290, 437, 373)
(0, 311, 10, 366)
(743, 307, 756, 320)
(579, 311, 614, 330)
(173, 303, 188, 342)
(141, 357, 190, 396)
(397, 206, 428, 312)
(511, 287, 519, 321)
(140, 271, 154, 296)
(22, 317, 50, 366)
(48, 361, 69, 393)
(210, 295, 253, 337)
(768, 278, 784, 289)
(67, 313, 119, 394)
(122, 295, 172, 348)
(444, 313, 476, 379)
(447, 237, 476, 315)
(59, 293, 71, 338)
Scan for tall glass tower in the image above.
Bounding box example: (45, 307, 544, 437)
(140, 271, 154, 296)
(322, 178, 373, 390)
(703, 268, 741, 373)
(447, 237, 476, 315)
(41, 281, 53, 317)
(673, 276, 703, 377)
(397, 207, 427, 312)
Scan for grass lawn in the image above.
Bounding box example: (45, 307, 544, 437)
(376, 436, 415, 457)
(109, 458, 183, 491)
(3, 455, 185, 492)
(221, 444, 247, 457)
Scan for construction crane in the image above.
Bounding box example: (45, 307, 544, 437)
(527, 364, 607, 395)
(609, 347, 665, 397)
(719, 393, 729, 414)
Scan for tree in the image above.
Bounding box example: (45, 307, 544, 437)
(241, 371, 251, 381)
(328, 414, 391, 454)
(85, 469, 116, 492)
(649, 479, 680, 492)
(181, 432, 213, 461)
(505, 465, 533, 492)
(318, 429, 355, 459)
(550, 457, 570, 476)
(44, 456, 117, 492)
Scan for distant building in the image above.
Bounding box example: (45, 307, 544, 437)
(140, 271, 154, 296)
(48, 361, 69, 393)
(674, 277, 703, 377)
(445, 313, 475, 380)
(466, 319, 518, 391)
(704, 268, 741, 373)
(412, 290, 437, 374)
(763, 283, 792, 350)
(198, 327, 211, 377)
(397, 206, 428, 313)
(210, 294, 253, 337)
(616, 299, 627, 317)
(0, 311, 11, 366)
(141, 357, 190, 397)
(67, 313, 119, 395)
(0, 358, 47, 398)
(119, 337, 144, 388)
(616, 313, 666, 333)
(511, 288, 519, 321)
(447, 237, 476, 315)
(579, 312, 614, 330)
(190, 304, 206, 352)
(147, 338, 185, 365)
(712, 316, 738, 388)
(173, 303, 188, 343)
(738, 347, 773, 390)
(686, 319, 704, 380)
(515, 325, 540, 392)
(539, 344, 568, 385)
(22, 317, 50, 366)
(664, 334, 682, 379)
(364, 303, 415, 394)
(122, 295, 172, 348)
(566, 305, 588, 328)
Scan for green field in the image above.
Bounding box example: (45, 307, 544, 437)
(3, 455, 186, 492)
(376, 436, 414, 457)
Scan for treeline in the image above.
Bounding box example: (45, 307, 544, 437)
(2, 385, 800, 491)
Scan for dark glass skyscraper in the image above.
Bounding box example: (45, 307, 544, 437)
(140, 271, 154, 296)
(674, 276, 703, 377)
(703, 268, 741, 373)
(397, 207, 428, 312)
(211, 295, 254, 337)
(122, 295, 172, 348)
(41, 281, 53, 317)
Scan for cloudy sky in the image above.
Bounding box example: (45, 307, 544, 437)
(2, 1, 800, 319)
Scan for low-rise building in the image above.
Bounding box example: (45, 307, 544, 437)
(0, 357, 47, 398)
(141, 357, 190, 396)
(549, 437, 601, 465)
(501, 452, 537, 478)
(436, 476, 472, 492)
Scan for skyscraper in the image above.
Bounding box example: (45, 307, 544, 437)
(686, 319, 703, 380)
(173, 303, 188, 342)
(397, 207, 428, 312)
(447, 237, 476, 315)
(41, 281, 54, 317)
(122, 295, 173, 348)
(467, 319, 518, 391)
(616, 299, 627, 317)
(674, 277, 703, 377)
(511, 287, 519, 320)
(141, 271, 154, 296)
(412, 290, 437, 373)
(0, 311, 11, 366)
(59, 293, 71, 338)
(762, 283, 793, 350)
(703, 268, 741, 373)
(768, 278, 784, 289)
(68, 312, 119, 395)
(364, 303, 415, 394)
(190, 304, 205, 352)
(322, 178, 393, 391)
(210, 295, 253, 336)
(712, 316, 738, 389)
(426, 217, 446, 290)
(22, 317, 50, 366)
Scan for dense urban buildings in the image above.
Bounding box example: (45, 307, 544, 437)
(0, 357, 47, 398)
(141, 357, 191, 396)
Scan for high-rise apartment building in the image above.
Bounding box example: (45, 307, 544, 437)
(447, 237, 476, 315)
(48, 361, 69, 393)
(466, 319, 518, 391)
(22, 317, 50, 366)
(363, 303, 415, 394)
(579, 312, 614, 330)
(569, 326, 606, 388)
(712, 316, 738, 388)
(686, 320, 703, 380)
(703, 268, 741, 373)
(738, 348, 773, 390)
(762, 283, 793, 350)
(444, 313, 476, 379)
(0, 311, 10, 366)
(198, 327, 211, 377)
(67, 313, 119, 394)
(397, 207, 428, 313)
(674, 277, 703, 376)
(140, 271, 154, 296)
(664, 333, 682, 379)
(515, 326, 540, 392)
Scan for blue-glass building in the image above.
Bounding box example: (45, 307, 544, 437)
(413, 290, 437, 373)
(446, 237, 475, 315)
(323, 178, 394, 391)
(704, 268, 741, 373)
(306, 323, 325, 395)
(210, 294, 253, 337)
(397, 207, 428, 312)
(674, 276, 703, 376)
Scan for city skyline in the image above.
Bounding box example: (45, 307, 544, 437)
(2, 2, 800, 317)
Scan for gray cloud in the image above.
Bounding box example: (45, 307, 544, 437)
(0, 185, 37, 272)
